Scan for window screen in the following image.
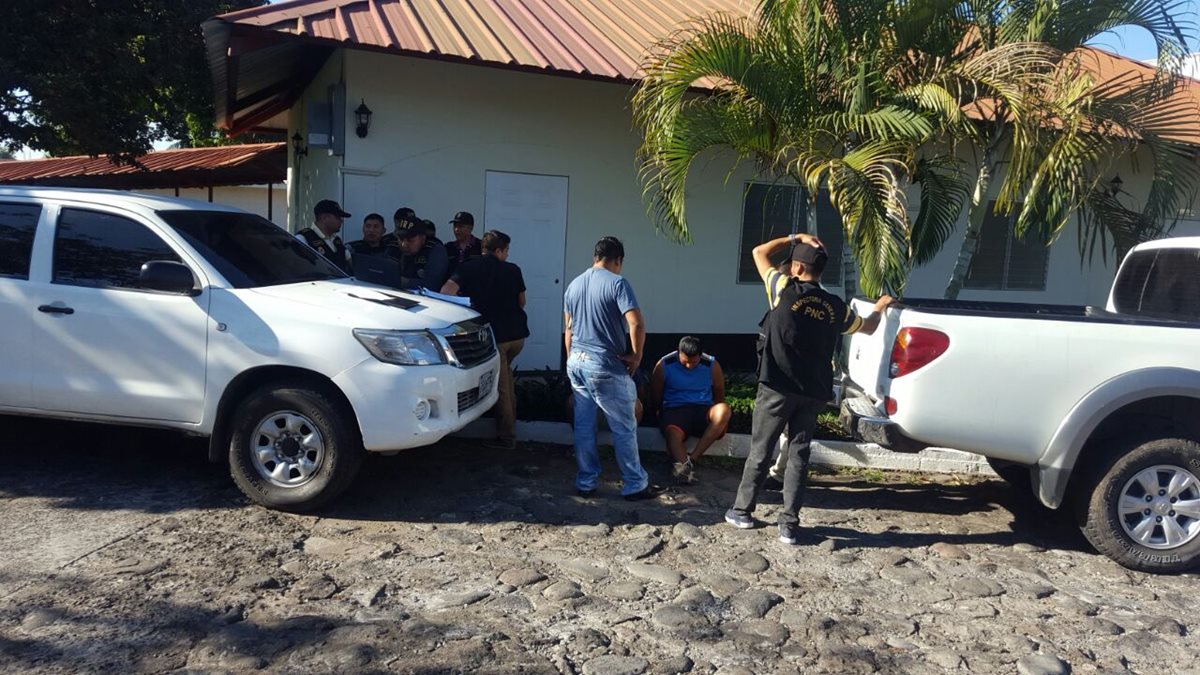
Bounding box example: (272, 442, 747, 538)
(737, 183, 844, 285)
(965, 202, 1048, 290)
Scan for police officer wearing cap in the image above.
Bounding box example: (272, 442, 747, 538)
(396, 218, 449, 291)
(445, 210, 482, 277)
(383, 207, 418, 249)
(296, 199, 352, 273)
(724, 233, 894, 546)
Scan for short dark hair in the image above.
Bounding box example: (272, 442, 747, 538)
(594, 236, 625, 262)
(481, 230, 511, 253)
(679, 336, 702, 357)
(364, 213, 385, 225)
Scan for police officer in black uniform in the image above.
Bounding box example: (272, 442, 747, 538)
(383, 207, 418, 249)
(396, 219, 449, 291)
(296, 199, 352, 273)
(347, 212, 394, 260)
(725, 233, 893, 546)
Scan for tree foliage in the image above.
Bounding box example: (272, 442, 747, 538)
(0, 0, 265, 158)
(633, 0, 1198, 297)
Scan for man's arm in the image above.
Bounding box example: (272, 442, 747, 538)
(650, 361, 665, 415)
(440, 278, 461, 296)
(518, 291, 526, 308)
(711, 359, 726, 404)
(424, 245, 450, 289)
(563, 312, 573, 355)
(621, 308, 645, 374)
(751, 233, 823, 281)
(853, 296, 896, 336)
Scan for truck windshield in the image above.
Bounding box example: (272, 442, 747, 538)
(1112, 248, 1200, 323)
(157, 210, 346, 288)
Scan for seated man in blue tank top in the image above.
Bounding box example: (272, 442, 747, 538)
(650, 336, 732, 485)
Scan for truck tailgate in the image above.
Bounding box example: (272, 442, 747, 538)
(844, 298, 901, 403)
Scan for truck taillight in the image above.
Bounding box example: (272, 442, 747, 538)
(889, 328, 950, 378)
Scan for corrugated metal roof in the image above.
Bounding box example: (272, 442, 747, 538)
(0, 143, 286, 189)
(205, 0, 1200, 145)
(211, 0, 757, 82)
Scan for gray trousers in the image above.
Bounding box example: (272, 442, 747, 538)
(732, 383, 824, 526)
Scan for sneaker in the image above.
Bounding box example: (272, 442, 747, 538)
(577, 487, 596, 498)
(683, 458, 698, 485)
(623, 485, 665, 501)
(778, 522, 801, 545)
(762, 475, 784, 492)
(724, 508, 755, 529)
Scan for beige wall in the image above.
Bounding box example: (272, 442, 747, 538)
(138, 185, 287, 227)
(289, 48, 1200, 334)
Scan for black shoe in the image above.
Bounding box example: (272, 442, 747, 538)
(762, 476, 784, 492)
(623, 485, 665, 501)
(577, 488, 596, 498)
(724, 508, 755, 529)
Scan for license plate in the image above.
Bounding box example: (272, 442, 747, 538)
(480, 370, 495, 394)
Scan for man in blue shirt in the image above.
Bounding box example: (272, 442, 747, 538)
(563, 237, 660, 501)
(650, 336, 731, 485)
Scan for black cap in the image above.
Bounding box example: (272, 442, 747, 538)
(393, 207, 416, 222)
(314, 199, 351, 218)
(450, 211, 474, 226)
(398, 220, 427, 238)
(791, 243, 828, 266)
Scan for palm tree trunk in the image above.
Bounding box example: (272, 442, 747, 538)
(943, 148, 996, 300)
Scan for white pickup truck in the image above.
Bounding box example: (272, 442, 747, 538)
(0, 187, 499, 511)
(840, 237, 1200, 573)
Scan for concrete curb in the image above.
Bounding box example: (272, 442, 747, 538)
(454, 419, 997, 477)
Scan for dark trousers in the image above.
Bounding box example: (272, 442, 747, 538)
(732, 383, 824, 526)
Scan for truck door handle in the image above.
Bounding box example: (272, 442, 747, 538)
(38, 305, 75, 315)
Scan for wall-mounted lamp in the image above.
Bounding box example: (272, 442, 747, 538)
(1108, 174, 1124, 197)
(291, 132, 308, 158)
(354, 99, 373, 138)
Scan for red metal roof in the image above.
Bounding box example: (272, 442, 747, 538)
(212, 0, 753, 82)
(0, 143, 286, 189)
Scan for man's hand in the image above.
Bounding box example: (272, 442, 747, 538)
(874, 295, 896, 313)
(619, 353, 641, 375)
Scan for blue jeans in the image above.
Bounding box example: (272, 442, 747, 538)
(567, 350, 648, 496)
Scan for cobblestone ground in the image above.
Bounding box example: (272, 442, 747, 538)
(0, 418, 1197, 674)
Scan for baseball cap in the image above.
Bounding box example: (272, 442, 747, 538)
(393, 207, 416, 222)
(791, 242, 828, 266)
(314, 199, 351, 218)
(450, 211, 475, 226)
(398, 220, 427, 238)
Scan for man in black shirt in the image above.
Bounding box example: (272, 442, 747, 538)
(441, 230, 529, 449)
(347, 213, 394, 259)
(725, 234, 893, 546)
(396, 219, 449, 291)
(295, 199, 351, 273)
(445, 210, 482, 277)
(383, 207, 417, 248)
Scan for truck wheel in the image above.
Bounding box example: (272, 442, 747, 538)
(1077, 437, 1200, 573)
(228, 381, 364, 512)
(986, 458, 1032, 493)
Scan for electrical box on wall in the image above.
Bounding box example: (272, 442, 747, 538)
(306, 101, 330, 149)
(328, 82, 346, 157)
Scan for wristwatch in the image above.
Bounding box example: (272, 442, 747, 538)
(789, 233, 797, 245)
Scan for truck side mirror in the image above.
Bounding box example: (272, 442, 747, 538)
(139, 260, 198, 295)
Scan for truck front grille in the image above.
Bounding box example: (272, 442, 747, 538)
(443, 323, 496, 368)
(457, 386, 482, 412)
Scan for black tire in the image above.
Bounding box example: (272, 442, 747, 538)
(1074, 436, 1200, 574)
(987, 457, 1033, 493)
(228, 380, 364, 512)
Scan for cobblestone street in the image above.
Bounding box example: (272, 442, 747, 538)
(0, 418, 1196, 674)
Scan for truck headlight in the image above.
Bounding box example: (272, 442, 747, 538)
(353, 329, 447, 366)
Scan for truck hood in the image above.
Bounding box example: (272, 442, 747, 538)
(240, 279, 480, 330)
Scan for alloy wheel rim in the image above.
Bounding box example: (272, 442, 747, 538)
(1117, 464, 1200, 550)
(251, 411, 325, 488)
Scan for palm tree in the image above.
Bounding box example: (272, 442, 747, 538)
(633, 0, 1197, 299)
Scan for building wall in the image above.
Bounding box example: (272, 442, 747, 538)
(291, 49, 1200, 341)
(138, 185, 287, 227)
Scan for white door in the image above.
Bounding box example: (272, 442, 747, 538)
(484, 171, 568, 370)
(0, 201, 42, 407)
(28, 206, 210, 423)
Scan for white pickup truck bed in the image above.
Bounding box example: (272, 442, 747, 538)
(840, 238, 1200, 573)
